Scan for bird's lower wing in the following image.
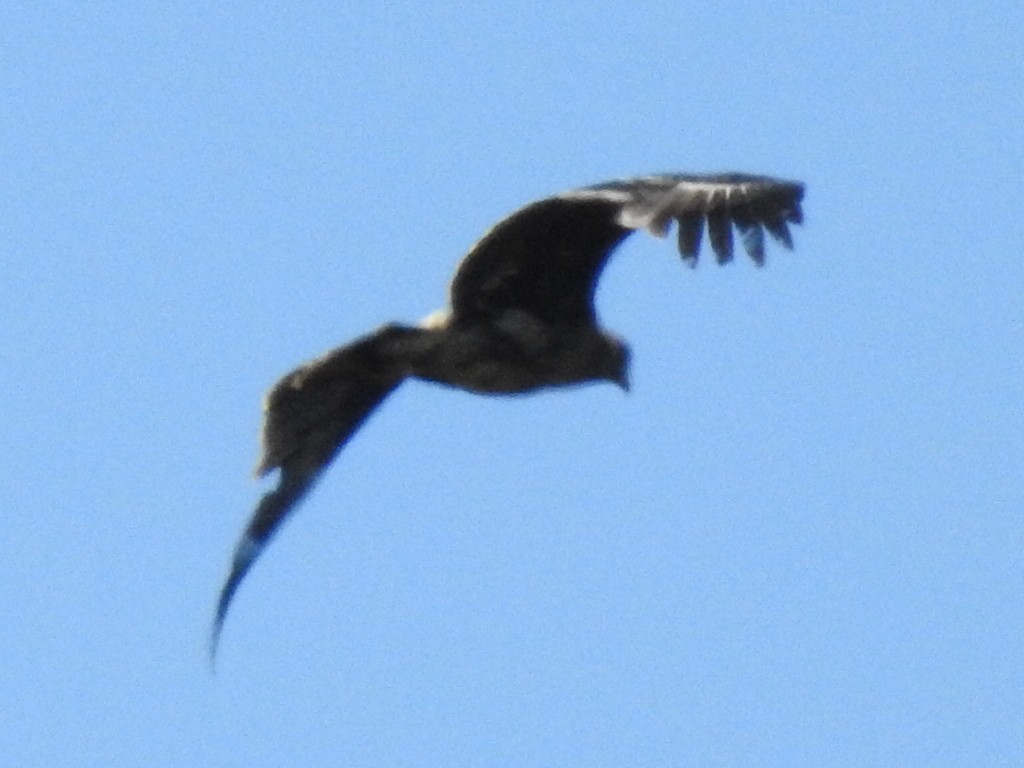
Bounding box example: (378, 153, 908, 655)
(211, 331, 408, 660)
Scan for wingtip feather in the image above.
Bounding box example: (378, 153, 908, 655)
(210, 534, 265, 665)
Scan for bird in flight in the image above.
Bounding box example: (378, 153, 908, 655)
(211, 172, 805, 658)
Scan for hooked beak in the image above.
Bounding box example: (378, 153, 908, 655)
(614, 369, 631, 393)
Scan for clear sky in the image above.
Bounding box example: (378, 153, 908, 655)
(4, 2, 1022, 766)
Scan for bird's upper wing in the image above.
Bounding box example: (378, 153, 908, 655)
(211, 326, 413, 658)
(449, 173, 804, 325)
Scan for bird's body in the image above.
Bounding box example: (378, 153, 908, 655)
(211, 172, 805, 657)
(412, 315, 627, 394)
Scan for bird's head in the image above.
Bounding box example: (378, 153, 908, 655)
(601, 333, 632, 392)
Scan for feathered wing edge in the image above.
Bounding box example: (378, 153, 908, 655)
(567, 174, 805, 266)
(210, 328, 416, 662)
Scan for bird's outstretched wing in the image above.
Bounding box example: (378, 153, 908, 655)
(449, 173, 804, 325)
(211, 327, 412, 659)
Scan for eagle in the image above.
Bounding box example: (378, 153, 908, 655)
(211, 173, 805, 657)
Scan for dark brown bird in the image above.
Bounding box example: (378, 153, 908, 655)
(211, 173, 805, 657)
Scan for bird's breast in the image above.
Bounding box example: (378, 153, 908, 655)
(408, 323, 610, 395)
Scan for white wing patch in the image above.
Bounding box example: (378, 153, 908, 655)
(558, 174, 801, 265)
(562, 177, 764, 234)
(418, 308, 452, 330)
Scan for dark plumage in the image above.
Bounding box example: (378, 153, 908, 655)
(211, 173, 805, 657)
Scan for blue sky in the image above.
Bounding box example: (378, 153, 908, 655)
(3, 2, 1022, 766)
